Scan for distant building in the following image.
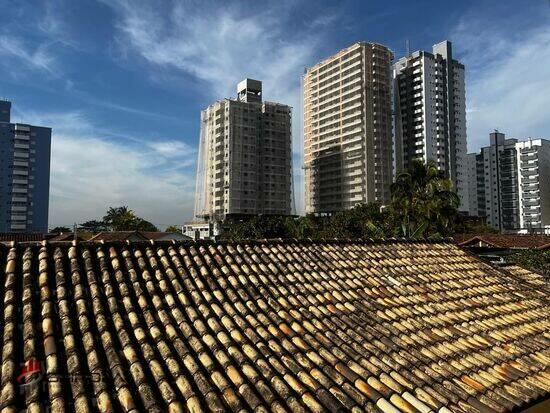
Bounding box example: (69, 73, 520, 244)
(184, 220, 222, 240)
(467, 131, 550, 232)
(303, 42, 394, 213)
(193, 79, 292, 223)
(393, 41, 468, 210)
(0, 100, 51, 232)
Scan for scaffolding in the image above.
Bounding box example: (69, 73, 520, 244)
(193, 111, 211, 219)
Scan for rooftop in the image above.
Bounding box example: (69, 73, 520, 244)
(455, 234, 550, 250)
(0, 238, 548, 412)
(0, 232, 52, 242)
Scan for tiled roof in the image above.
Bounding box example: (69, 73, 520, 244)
(455, 234, 550, 249)
(0, 233, 53, 242)
(140, 231, 192, 240)
(88, 231, 149, 242)
(48, 232, 89, 242)
(501, 265, 550, 291)
(0, 239, 549, 412)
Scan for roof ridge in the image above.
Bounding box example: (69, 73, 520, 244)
(0, 236, 455, 248)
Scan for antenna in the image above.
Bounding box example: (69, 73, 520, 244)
(406, 39, 410, 56)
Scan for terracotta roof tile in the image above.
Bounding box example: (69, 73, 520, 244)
(455, 234, 550, 249)
(0, 239, 548, 412)
(0, 232, 53, 242)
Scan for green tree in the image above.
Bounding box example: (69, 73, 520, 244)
(103, 206, 158, 232)
(509, 250, 550, 280)
(221, 215, 300, 240)
(79, 220, 108, 232)
(294, 214, 324, 239)
(321, 203, 391, 239)
(165, 225, 182, 233)
(390, 160, 459, 238)
(50, 226, 71, 233)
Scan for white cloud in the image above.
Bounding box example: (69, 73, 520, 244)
(103, 1, 336, 214)
(20, 110, 197, 229)
(0, 35, 57, 75)
(451, 6, 550, 151)
(150, 140, 195, 160)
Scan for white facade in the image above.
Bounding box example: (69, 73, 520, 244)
(467, 132, 550, 232)
(184, 221, 221, 240)
(394, 40, 468, 210)
(303, 42, 394, 213)
(515, 139, 550, 230)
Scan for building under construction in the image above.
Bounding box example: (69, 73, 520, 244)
(303, 42, 394, 213)
(193, 79, 292, 223)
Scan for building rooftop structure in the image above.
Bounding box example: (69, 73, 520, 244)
(0, 232, 54, 242)
(88, 231, 191, 242)
(0, 239, 548, 412)
(455, 234, 550, 250)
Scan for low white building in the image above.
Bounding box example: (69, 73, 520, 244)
(184, 221, 222, 240)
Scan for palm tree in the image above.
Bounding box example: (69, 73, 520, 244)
(103, 206, 158, 232)
(390, 160, 460, 238)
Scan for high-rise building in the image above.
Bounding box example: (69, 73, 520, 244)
(467, 131, 550, 232)
(393, 40, 468, 210)
(303, 42, 394, 213)
(0, 100, 51, 232)
(193, 79, 292, 222)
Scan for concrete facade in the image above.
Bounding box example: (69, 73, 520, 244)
(303, 42, 394, 213)
(194, 79, 292, 222)
(467, 131, 550, 232)
(0, 100, 51, 233)
(394, 40, 468, 210)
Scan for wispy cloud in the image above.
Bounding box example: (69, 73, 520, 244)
(106, 1, 316, 100)
(76, 93, 183, 122)
(37, 0, 81, 50)
(17, 109, 197, 229)
(150, 140, 195, 159)
(103, 0, 336, 214)
(451, 3, 550, 150)
(0, 35, 58, 75)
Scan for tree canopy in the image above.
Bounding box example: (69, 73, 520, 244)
(78, 220, 109, 233)
(221, 160, 471, 240)
(103, 206, 158, 232)
(509, 250, 550, 280)
(50, 226, 71, 233)
(389, 159, 460, 238)
(76, 206, 158, 233)
(165, 225, 182, 233)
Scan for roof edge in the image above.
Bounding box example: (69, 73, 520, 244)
(0, 237, 455, 248)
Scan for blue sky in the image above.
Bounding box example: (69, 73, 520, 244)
(0, 0, 549, 229)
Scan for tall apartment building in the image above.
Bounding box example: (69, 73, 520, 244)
(393, 40, 468, 210)
(0, 100, 51, 232)
(467, 131, 550, 232)
(303, 42, 393, 213)
(193, 79, 292, 222)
